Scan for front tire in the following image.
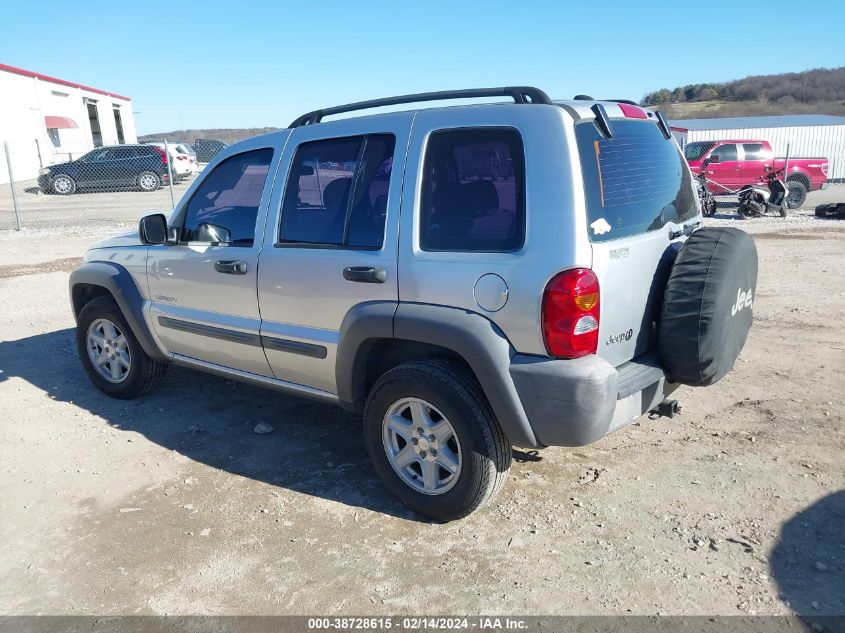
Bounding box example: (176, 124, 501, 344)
(51, 174, 76, 195)
(76, 296, 168, 399)
(137, 171, 161, 192)
(364, 359, 511, 521)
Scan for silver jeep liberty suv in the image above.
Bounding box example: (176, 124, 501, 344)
(70, 87, 757, 520)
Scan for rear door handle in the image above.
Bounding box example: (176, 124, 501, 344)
(343, 266, 386, 284)
(214, 260, 248, 275)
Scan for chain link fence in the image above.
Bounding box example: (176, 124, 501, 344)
(0, 134, 234, 231)
(2, 116, 845, 231)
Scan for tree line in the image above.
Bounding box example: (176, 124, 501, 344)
(641, 66, 845, 106)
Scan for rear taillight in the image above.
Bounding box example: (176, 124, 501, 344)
(821, 161, 829, 177)
(176, 155, 186, 160)
(542, 268, 600, 358)
(153, 147, 167, 165)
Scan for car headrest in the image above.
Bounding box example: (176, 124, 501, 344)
(323, 177, 352, 212)
(461, 180, 500, 212)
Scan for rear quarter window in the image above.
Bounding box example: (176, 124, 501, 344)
(419, 127, 525, 252)
(576, 119, 697, 242)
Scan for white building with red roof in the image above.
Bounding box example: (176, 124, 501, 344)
(0, 63, 137, 182)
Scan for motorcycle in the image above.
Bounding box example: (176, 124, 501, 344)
(695, 170, 717, 217)
(737, 168, 788, 219)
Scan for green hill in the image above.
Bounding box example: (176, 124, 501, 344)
(138, 127, 281, 145)
(642, 66, 845, 119)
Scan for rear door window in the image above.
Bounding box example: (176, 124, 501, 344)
(279, 134, 395, 249)
(576, 119, 697, 242)
(742, 143, 767, 160)
(111, 147, 135, 160)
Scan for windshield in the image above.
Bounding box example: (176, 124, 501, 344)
(684, 141, 716, 161)
(575, 119, 698, 243)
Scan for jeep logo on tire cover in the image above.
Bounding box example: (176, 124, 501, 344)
(606, 328, 634, 345)
(731, 288, 753, 316)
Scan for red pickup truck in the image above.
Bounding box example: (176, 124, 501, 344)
(685, 140, 829, 200)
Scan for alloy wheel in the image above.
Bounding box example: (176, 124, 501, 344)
(139, 174, 158, 190)
(53, 177, 72, 194)
(86, 318, 131, 383)
(382, 397, 462, 495)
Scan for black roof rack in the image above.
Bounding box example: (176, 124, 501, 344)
(288, 86, 553, 128)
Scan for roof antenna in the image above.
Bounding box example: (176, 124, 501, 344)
(573, 94, 594, 100)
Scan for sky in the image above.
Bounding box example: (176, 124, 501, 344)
(2, 0, 844, 135)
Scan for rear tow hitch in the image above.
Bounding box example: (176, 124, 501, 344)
(649, 399, 679, 420)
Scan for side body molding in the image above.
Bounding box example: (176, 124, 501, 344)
(69, 261, 169, 362)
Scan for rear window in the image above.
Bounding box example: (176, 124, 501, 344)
(576, 119, 697, 243)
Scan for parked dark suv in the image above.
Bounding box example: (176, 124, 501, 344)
(38, 145, 171, 195)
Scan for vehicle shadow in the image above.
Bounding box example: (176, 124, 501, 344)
(770, 490, 845, 617)
(0, 328, 433, 522)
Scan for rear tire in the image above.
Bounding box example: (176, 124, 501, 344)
(363, 359, 511, 521)
(76, 296, 168, 399)
(785, 181, 807, 209)
(137, 171, 161, 192)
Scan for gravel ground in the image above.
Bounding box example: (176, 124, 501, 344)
(705, 184, 845, 234)
(0, 175, 199, 231)
(0, 217, 842, 616)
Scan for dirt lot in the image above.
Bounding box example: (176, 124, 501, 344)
(0, 215, 842, 616)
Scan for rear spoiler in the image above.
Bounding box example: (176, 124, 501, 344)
(587, 102, 672, 141)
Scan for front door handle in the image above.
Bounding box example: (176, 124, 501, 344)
(343, 266, 386, 284)
(214, 260, 248, 275)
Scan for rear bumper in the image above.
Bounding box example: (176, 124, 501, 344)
(509, 352, 675, 446)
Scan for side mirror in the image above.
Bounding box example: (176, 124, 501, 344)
(706, 155, 720, 165)
(764, 164, 772, 172)
(195, 222, 231, 244)
(139, 213, 168, 245)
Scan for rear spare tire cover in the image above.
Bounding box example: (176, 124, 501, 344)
(659, 227, 758, 387)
